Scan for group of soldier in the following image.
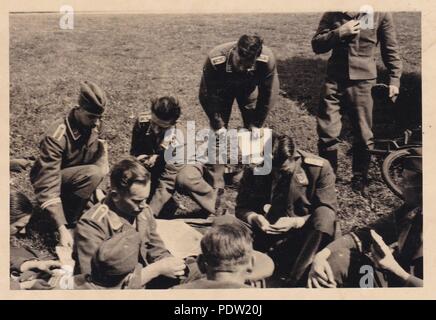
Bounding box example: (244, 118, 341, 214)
(10, 11, 422, 289)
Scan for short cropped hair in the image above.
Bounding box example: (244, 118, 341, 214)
(200, 222, 253, 272)
(10, 190, 33, 224)
(110, 157, 151, 194)
(272, 134, 296, 168)
(237, 35, 263, 60)
(151, 96, 181, 123)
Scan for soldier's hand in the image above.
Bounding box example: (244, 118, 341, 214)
(20, 259, 62, 274)
(268, 217, 305, 234)
(338, 20, 361, 38)
(154, 257, 186, 278)
(307, 249, 336, 288)
(251, 214, 273, 233)
(20, 279, 55, 290)
(10, 159, 33, 172)
(58, 225, 74, 248)
(370, 230, 403, 273)
(137, 154, 158, 168)
(389, 85, 399, 102)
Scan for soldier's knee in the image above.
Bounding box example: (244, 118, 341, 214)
(176, 166, 202, 189)
(312, 211, 336, 236)
(83, 165, 105, 188)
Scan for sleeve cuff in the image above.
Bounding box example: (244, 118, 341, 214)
(42, 199, 67, 227)
(235, 209, 253, 223)
(403, 275, 423, 287)
(389, 78, 401, 89)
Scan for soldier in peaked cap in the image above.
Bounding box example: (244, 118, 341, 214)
(30, 81, 109, 248)
(199, 34, 280, 199)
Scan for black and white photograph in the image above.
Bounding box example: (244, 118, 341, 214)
(6, 0, 428, 296)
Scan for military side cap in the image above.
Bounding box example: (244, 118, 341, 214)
(403, 147, 422, 173)
(78, 81, 107, 115)
(91, 228, 141, 277)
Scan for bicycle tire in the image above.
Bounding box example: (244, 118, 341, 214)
(381, 148, 412, 199)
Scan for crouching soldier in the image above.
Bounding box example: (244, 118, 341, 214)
(235, 134, 338, 287)
(130, 96, 217, 216)
(30, 81, 109, 248)
(73, 157, 194, 288)
(308, 148, 422, 288)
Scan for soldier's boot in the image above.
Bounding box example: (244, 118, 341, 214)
(62, 194, 93, 227)
(285, 230, 331, 287)
(351, 146, 371, 197)
(213, 187, 226, 216)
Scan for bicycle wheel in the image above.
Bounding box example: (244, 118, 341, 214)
(381, 149, 411, 199)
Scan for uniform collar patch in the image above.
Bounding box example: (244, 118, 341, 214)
(295, 170, 309, 185)
(226, 47, 235, 73)
(66, 109, 82, 141)
(107, 210, 124, 231)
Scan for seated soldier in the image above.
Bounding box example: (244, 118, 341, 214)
(174, 221, 273, 289)
(235, 134, 337, 287)
(10, 190, 62, 290)
(308, 147, 423, 288)
(73, 157, 193, 288)
(30, 81, 109, 247)
(130, 96, 217, 217)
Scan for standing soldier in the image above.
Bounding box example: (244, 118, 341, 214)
(199, 34, 279, 194)
(30, 81, 109, 248)
(235, 135, 337, 287)
(130, 96, 217, 216)
(312, 12, 402, 195)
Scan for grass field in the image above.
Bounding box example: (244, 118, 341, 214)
(10, 13, 421, 255)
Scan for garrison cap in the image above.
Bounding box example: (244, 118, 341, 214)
(78, 81, 107, 115)
(91, 228, 140, 277)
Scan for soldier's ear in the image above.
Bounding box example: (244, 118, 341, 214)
(246, 255, 255, 274)
(150, 97, 158, 110)
(110, 190, 120, 201)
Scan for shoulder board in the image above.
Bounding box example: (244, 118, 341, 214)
(210, 55, 226, 66)
(89, 204, 109, 222)
(139, 205, 153, 220)
(52, 124, 66, 142)
(295, 171, 309, 185)
(107, 210, 124, 230)
(304, 157, 324, 167)
(138, 112, 151, 123)
(256, 54, 269, 63)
